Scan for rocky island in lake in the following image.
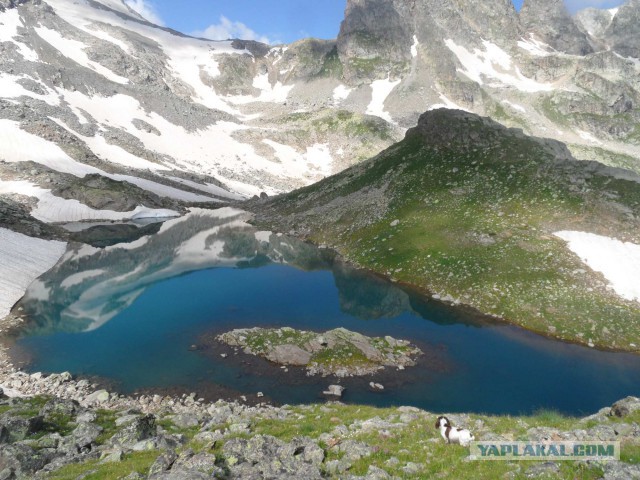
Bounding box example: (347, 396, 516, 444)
(216, 327, 423, 377)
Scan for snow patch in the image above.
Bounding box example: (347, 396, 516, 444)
(367, 77, 401, 123)
(333, 84, 353, 103)
(255, 231, 272, 243)
(411, 35, 419, 58)
(263, 140, 333, 177)
(517, 35, 554, 57)
(555, 231, 640, 302)
(226, 73, 294, 105)
(428, 94, 469, 112)
(446, 39, 554, 92)
(0, 228, 67, 318)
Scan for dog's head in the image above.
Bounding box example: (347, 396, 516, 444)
(435, 416, 450, 429)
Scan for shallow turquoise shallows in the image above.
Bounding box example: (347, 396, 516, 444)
(13, 208, 640, 415)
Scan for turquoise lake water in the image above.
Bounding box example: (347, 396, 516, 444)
(12, 208, 640, 415)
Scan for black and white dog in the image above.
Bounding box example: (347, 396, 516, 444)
(435, 416, 474, 446)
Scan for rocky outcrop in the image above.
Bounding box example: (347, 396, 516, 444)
(520, 0, 593, 55)
(217, 327, 423, 377)
(337, 0, 413, 82)
(603, 0, 640, 59)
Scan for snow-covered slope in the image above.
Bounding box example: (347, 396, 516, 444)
(0, 228, 66, 318)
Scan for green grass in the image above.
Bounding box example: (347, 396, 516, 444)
(242, 403, 613, 479)
(256, 110, 640, 351)
(47, 451, 159, 480)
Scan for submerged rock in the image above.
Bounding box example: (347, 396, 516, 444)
(217, 327, 423, 377)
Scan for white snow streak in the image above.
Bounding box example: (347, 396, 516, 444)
(411, 35, 419, 58)
(367, 77, 400, 123)
(445, 39, 554, 92)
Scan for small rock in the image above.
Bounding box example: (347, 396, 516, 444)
(85, 390, 110, 404)
(525, 462, 560, 478)
(323, 385, 345, 397)
(100, 449, 124, 463)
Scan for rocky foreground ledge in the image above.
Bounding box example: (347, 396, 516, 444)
(0, 374, 639, 479)
(216, 327, 423, 377)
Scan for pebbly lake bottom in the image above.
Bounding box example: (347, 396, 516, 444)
(9, 208, 640, 416)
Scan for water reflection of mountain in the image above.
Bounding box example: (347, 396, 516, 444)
(17, 207, 486, 337)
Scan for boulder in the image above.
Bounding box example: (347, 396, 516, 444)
(110, 415, 157, 448)
(265, 344, 312, 366)
(323, 385, 345, 397)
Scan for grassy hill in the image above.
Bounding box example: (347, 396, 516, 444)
(251, 109, 640, 351)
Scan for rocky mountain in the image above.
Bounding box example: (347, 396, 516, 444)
(0, 0, 639, 211)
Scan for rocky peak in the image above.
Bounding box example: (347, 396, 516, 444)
(520, 0, 594, 55)
(575, 7, 617, 40)
(337, 0, 521, 83)
(337, 0, 414, 83)
(603, 0, 640, 59)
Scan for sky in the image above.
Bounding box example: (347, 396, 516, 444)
(124, 0, 626, 45)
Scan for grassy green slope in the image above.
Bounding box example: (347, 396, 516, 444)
(252, 109, 640, 352)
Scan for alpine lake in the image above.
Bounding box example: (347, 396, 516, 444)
(8, 208, 640, 416)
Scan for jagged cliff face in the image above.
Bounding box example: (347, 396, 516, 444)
(1, 0, 640, 232)
(520, 0, 593, 54)
(604, 0, 640, 59)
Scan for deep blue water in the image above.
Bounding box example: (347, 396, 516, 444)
(15, 263, 640, 416)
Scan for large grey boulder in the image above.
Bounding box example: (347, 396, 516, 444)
(265, 344, 312, 366)
(109, 414, 157, 448)
(222, 435, 324, 479)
